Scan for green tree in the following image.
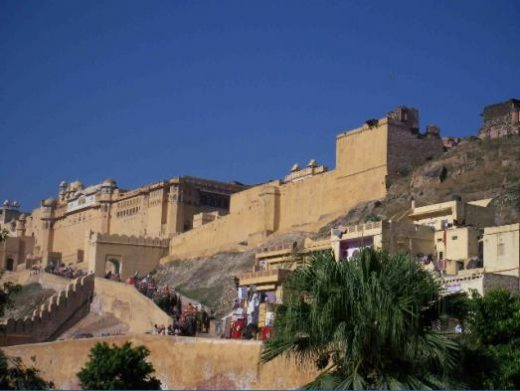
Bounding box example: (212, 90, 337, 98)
(460, 289, 520, 389)
(77, 342, 161, 390)
(262, 249, 460, 390)
(0, 351, 54, 390)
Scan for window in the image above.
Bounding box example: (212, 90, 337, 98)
(452, 236, 458, 240)
(498, 243, 505, 256)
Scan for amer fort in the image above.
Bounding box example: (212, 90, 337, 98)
(1, 101, 520, 389)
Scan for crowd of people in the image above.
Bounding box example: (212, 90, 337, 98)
(154, 302, 210, 337)
(125, 273, 211, 337)
(44, 263, 87, 279)
(104, 270, 121, 281)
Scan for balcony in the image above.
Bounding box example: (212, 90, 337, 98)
(239, 268, 292, 287)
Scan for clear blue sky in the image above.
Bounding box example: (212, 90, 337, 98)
(1, 1, 519, 211)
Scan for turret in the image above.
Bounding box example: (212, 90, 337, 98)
(16, 214, 26, 236)
(59, 180, 68, 201)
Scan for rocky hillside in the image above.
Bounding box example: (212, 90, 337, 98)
(156, 136, 520, 317)
(155, 232, 309, 318)
(316, 135, 520, 237)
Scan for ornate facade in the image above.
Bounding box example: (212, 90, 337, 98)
(1, 176, 244, 271)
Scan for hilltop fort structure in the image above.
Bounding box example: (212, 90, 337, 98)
(479, 98, 520, 139)
(1, 177, 244, 275)
(165, 106, 444, 259)
(1, 106, 444, 276)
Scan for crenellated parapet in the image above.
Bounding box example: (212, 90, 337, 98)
(1, 274, 95, 346)
(88, 231, 169, 248)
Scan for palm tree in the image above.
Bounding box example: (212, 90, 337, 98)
(261, 248, 459, 390)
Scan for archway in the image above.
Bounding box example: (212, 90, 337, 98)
(6, 258, 15, 271)
(105, 258, 121, 275)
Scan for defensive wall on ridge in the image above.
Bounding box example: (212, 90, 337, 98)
(3, 335, 319, 390)
(167, 109, 444, 260)
(1, 274, 95, 346)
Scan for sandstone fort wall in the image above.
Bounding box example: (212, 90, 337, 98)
(3, 335, 318, 390)
(85, 232, 169, 280)
(168, 118, 435, 260)
(1, 274, 94, 346)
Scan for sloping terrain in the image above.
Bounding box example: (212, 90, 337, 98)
(155, 251, 255, 318)
(153, 136, 520, 318)
(0, 282, 55, 321)
(156, 232, 309, 318)
(316, 136, 520, 237)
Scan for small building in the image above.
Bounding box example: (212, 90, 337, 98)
(483, 223, 520, 277)
(479, 98, 520, 139)
(234, 237, 330, 339)
(331, 220, 435, 262)
(408, 198, 494, 274)
(442, 270, 519, 296)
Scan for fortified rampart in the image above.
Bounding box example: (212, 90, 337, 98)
(479, 98, 520, 139)
(167, 107, 444, 260)
(3, 335, 318, 390)
(1, 274, 95, 346)
(85, 232, 169, 280)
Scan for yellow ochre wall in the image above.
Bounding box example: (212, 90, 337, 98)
(167, 120, 394, 260)
(3, 335, 318, 390)
(483, 224, 520, 277)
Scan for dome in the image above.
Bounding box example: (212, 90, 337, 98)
(102, 178, 117, 187)
(69, 181, 83, 191)
(42, 197, 56, 207)
(59, 180, 68, 187)
(307, 159, 318, 168)
(11, 201, 19, 208)
(290, 163, 301, 172)
(3, 200, 9, 207)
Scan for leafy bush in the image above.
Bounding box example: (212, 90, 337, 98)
(77, 342, 161, 390)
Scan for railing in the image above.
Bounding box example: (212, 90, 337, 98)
(239, 268, 291, 282)
(256, 242, 296, 255)
(337, 220, 383, 235)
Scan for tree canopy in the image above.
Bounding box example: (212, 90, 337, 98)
(262, 248, 459, 390)
(77, 341, 161, 390)
(459, 289, 520, 389)
(0, 351, 54, 390)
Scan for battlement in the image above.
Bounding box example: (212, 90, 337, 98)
(479, 98, 520, 139)
(88, 231, 169, 248)
(1, 274, 95, 345)
(256, 241, 298, 257)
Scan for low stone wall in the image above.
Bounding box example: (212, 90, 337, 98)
(1, 274, 95, 346)
(484, 272, 520, 292)
(3, 335, 318, 390)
